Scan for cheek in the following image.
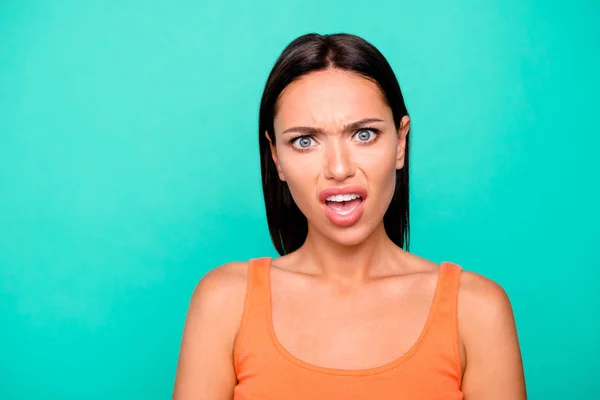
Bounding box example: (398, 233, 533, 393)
(358, 144, 398, 202)
(279, 151, 320, 210)
(360, 137, 398, 172)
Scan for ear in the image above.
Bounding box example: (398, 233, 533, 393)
(265, 131, 286, 181)
(395, 115, 410, 170)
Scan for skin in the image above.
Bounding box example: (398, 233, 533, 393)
(173, 69, 527, 399)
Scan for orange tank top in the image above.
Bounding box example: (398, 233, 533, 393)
(233, 257, 464, 400)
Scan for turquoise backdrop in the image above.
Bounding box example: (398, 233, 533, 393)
(1, 0, 598, 398)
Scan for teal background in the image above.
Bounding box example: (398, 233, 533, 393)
(1, 0, 598, 398)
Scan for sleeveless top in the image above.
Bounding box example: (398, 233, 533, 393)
(233, 257, 464, 400)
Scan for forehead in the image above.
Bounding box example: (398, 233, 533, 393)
(274, 69, 392, 130)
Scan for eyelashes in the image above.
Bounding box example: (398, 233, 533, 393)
(289, 135, 315, 151)
(288, 127, 382, 152)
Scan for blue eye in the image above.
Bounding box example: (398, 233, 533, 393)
(354, 128, 378, 142)
(292, 136, 314, 149)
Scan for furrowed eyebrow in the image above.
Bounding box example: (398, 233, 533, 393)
(281, 118, 385, 136)
(343, 118, 385, 131)
(281, 126, 323, 135)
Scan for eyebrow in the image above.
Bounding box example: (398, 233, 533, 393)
(281, 118, 385, 136)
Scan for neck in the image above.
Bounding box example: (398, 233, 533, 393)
(296, 222, 404, 283)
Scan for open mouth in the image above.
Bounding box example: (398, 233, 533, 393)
(325, 193, 363, 215)
(319, 186, 368, 227)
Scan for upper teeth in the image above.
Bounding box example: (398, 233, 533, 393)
(326, 193, 361, 202)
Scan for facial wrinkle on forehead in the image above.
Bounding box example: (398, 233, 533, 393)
(304, 106, 353, 133)
(275, 70, 392, 134)
(295, 94, 378, 132)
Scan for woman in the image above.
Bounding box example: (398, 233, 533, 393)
(173, 33, 526, 399)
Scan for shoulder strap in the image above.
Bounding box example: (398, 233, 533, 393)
(437, 262, 462, 314)
(233, 257, 272, 371)
(238, 256, 272, 332)
(248, 257, 271, 297)
(425, 262, 463, 376)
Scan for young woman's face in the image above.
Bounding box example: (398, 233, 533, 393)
(269, 69, 410, 246)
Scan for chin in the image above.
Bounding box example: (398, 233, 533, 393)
(323, 224, 376, 247)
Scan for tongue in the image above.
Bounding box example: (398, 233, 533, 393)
(327, 198, 362, 213)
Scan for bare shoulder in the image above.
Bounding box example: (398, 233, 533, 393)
(188, 261, 249, 321)
(173, 262, 250, 399)
(456, 272, 526, 397)
(182, 261, 250, 347)
(193, 261, 249, 295)
(457, 270, 514, 322)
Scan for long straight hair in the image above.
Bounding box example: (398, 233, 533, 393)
(259, 33, 410, 256)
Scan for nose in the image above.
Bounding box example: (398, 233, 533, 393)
(323, 139, 355, 182)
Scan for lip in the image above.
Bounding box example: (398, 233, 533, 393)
(318, 185, 368, 227)
(318, 185, 368, 203)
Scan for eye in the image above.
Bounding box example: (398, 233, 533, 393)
(353, 128, 378, 143)
(292, 136, 315, 150)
